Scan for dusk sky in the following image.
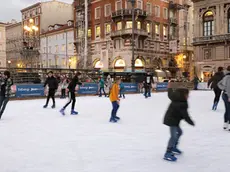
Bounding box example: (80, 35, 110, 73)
(0, 0, 73, 23)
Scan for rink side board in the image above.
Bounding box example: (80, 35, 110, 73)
(15, 84, 45, 98)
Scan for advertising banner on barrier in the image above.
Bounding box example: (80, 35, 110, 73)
(78, 83, 98, 94)
(16, 84, 45, 98)
(123, 83, 138, 93)
(156, 82, 168, 91)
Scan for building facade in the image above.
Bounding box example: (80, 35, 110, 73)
(0, 22, 6, 68)
(74, 0, 181, 74)
(192, 0, 230, 81)
(6, 21, 23, 68)
(20, 0, 73, 68)
(40, 21, 75, 69)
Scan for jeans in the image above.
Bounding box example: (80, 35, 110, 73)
(0, 96, 9, 118)
(45, 89, 56, 106)
(167, 126, 183, 150)
(222, 93, 230, 123)
(213, 88, 222, 104)
(194, 83, 198, 90)
(119, 90, 125, 98)
(63, 92, 76, 110)
(99, 87, 106, 97)
(111, 101, 119, 119)
(61, 89, 66, 98)
(144, 86, 151, 98)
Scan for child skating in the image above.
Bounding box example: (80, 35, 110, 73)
(109, 78, 121, 123)
(163, 86, 195, 162)
(60, 72, 82, 115)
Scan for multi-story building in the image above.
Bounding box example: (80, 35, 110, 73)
(6, 20, 23, 68)
(0, 22, 6, 68)
(74, 0, 181, 74)
(40, 20, 75, 69)
(20, 0, 73, 67)
(192, 0, 230, 81)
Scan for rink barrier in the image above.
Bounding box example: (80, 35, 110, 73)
(12, 83, 139, 98)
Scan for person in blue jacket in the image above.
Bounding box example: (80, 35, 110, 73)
(119, 80, 125, 99)
(99, 77, 107, 97)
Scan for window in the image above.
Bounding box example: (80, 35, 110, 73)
(105, 24, 111, 34)
(147, 23, 151, 33)
(126, 1, 132, 9)
(38, 8, 41, 14)
(137, 0, 143, 9)
(115, 39, 123, 49)
(62, 44, 66, 51)
(43, 47, 46, 53)
(105, 4, 111, 17)
(228, 9, 230, 33)
(203, 11, 214, 36)
(117, 22, 122, 30)
(95, 7, 101, 19)
(126, 21, 133, 29)
(163, 26, 167, 36)
(49, 46, 51, 53)
(68, 43, 72, 50)
(137, 21, 141, 30)
(96, 26, 101, 38)
(163, 8, 168, 19)
(116, 1, 122, 11)
(88, 29, 91, 37)
(155, 6, 160, 17)
(155, 24, 159, 35)
(27, 12, 30, 18)
(146, 3, 152, 14)
(55, 45, 59, 53)
(62, 33, 65, 40)
(49, 59, 52, 67)
(32, 10, 36, 16)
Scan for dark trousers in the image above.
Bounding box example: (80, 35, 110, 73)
(119, 90, 125, 98)
(45, 89, 55, 106)
(144, 86, 151, 98)
(61, 89, 66, 98)
(213, 88, 222, 104)
(167, 126, 183, 151)
(222, 93, 230, 123)
(194, 83, 198, 90)
(111, 101, 119, 119)
(63, 92, 76, 110)
(0, 96, 9, 119)
(99, 87, 106, 97)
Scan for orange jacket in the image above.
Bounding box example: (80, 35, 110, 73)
(110, 83, 120, 102)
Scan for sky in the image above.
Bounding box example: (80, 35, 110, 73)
(0, 0, 73, 23)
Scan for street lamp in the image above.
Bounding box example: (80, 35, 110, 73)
(8, 60, 11, 69)
(128, 0, 136, 72)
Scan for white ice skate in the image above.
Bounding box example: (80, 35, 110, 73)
(223, 122, 229, 130)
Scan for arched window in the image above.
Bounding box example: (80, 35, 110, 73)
(94, 60, 103, 69)
(228, 9, 230, 33)
(203, 11, 214, 36)
(135, 59, 144, 68)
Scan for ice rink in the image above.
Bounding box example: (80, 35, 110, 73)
(0, 91, 229, 172)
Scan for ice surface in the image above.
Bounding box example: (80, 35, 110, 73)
(0, 91, 229, 172)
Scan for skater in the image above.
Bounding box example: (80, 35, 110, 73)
(109, 78, 121, 123)
(218, 66, 230, 130)
(60, 72, 82, 115)
(43, 71, 58, 109)
(163, 86, 195, 161)
(208, 67, 224, 110)
(119, 79, 125, 99)
(144, 73, 153, 98)
(60, 76, 68, 99)
(192, 75, 200, 90)
(98, 77, 107, 97)
(0, 71, 13, 119)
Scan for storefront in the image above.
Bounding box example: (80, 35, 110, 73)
(200, 65, 214, 82)
(135, 58, 145, 71)
(94, 60, 103, 70)
(114, 59, 126, 72)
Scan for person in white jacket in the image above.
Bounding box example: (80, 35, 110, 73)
(218, 66, 230, 131)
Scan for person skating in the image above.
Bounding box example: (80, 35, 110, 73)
(119, 80, 125, 99)
(60, 72, 82, 115)
(208, 67, 224, 110)
(109, 78, 121, 123)
(192, 76, 200, 90)
(60, 76, 68, 99)
(0, 71, 13, 119)
(43, 71, 58, 109)
(98, 77, 107, 97)
(163, 86, 195, 162)
(144, 73, 153, 98)
(218, 66, 230, 130)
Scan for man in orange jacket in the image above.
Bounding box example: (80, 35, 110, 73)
(109, 78, 121, 123)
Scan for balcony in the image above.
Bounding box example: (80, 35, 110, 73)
(111, 28, 148, 39)
(169, 1, 184, 10)
(112, 9, 147, 21)
(169, 17, 178, 25)
(193, 34, 230, 45)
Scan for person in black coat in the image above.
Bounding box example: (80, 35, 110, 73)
(144, 73, 154, 98)
(43, 71, 58, 109)
(60, 72, 82, 115)
(208, 67, 224, 110)
(163, 87, 195, 161)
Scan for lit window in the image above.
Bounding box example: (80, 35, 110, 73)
(55, 45, 59, 53)
(117, 22, 122, 30)
(155, 24, 159, 34)
(126, 21, 133, 29)
(88, 29, 91, 37)
(163, 26, 167, 36)
(62, 44, 66, 51)
(105, 24, 111, 34)
(137, 21, 141, 29)
(147, 23, 151, 33)
(96, 26, 101, 38)
(203, 11, 214, 36)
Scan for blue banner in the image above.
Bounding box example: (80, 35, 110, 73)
(156, 82, 168, 91)
(78, 83, 98, 94)
(123, 83, 138, 93)
(16, 84, 45, 98)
